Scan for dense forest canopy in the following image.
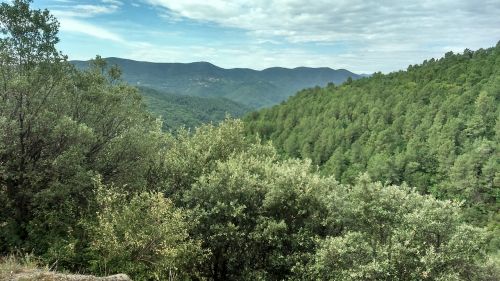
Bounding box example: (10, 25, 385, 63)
(0, 1, 498, 280)
(246, 45, 500, 228)
(139, 86, 250, 131)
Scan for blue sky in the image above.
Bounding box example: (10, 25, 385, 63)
(26, 0, 500, 73)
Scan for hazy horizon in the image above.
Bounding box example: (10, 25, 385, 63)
(72, 56, 366, 73)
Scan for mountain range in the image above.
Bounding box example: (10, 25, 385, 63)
(72, 57, 362, 108)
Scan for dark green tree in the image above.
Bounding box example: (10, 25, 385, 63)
(0, 1, 165, 266)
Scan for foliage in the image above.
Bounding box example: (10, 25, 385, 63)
(87, 177, 205, 281)
(183, 146, 334, 280)
(0, 1, 498, 280)
(246, 44, 500, 227)
(158, 121, 498, 280)
(156, 118, 260, 202)
(140, 86, 251, 131)
(0, 0, 165, 264)
(310, 175, 499, 280)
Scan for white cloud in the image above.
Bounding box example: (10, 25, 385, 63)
(50, 1, 126, 45)
(142, 0, 500, 72)
(143, 0, 500, 43)
(40, 0, 500, 72)
(52, 4, 119, 18)
(102, 0, 123, 5)
(58, 17, 125, 43)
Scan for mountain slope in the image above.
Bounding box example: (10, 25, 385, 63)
(245, 44, 500, 226)
(139, 87, 250, 130)
(72, 58, 361, 108)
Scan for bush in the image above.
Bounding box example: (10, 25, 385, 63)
(310, 175, 499, 280)
(87, 178, 205, 280)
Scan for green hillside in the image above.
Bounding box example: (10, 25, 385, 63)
(72, 58, 361, 108)
(2, 2, 499, 280)
(246, 44, 500, 226)
(139, 87, 250, 131)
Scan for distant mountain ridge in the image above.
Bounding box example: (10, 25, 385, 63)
(72, 57, 362, 108)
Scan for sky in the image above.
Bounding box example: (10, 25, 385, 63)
(22, 0, 500, 73)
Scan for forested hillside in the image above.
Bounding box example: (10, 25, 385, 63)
(72, 58, 361, 108)
(1, 1, 499, 280)
(140, 87, 250, 131)
(246, 45, 500, 228)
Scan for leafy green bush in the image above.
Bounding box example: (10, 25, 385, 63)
(311, 175, 498, 280)
(87, 178, 205, 280)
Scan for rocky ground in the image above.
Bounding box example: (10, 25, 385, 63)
(2, 271, 131, 281)
(0, 257, 131, 281)
(4, 271, 131, 281)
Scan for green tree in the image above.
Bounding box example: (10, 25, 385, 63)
(0, 0, 68, 250)
(0, 1, 165, 264)
(183, 145, 335, 280)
